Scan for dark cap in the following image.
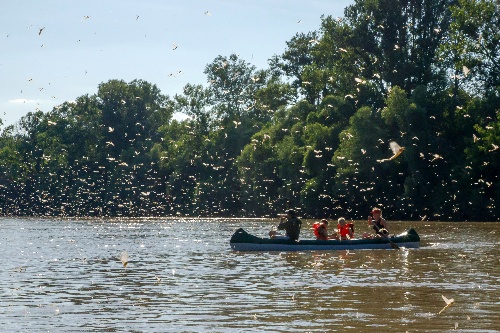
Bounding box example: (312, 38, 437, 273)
(287, 209, 296, 216)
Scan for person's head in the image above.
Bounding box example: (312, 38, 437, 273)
(321, 218, 328, 225)
(286, 209, 296, 218)
(371, 207, 382, 217)
(338, 217, 346, 225)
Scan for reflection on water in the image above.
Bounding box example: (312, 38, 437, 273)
(1, 218, 498, 332)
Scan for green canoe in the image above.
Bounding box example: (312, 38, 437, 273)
(230, 228, 420, 251)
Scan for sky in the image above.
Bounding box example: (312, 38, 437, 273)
(0, 0, 353, 128)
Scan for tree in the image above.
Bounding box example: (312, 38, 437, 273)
(204, 54, 262, 121)
(346, 0, 454, 93)
(270, 31, 319, 93)
(443, 0, 500, 93)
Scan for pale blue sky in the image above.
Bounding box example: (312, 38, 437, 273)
(0, 0, 353, 127)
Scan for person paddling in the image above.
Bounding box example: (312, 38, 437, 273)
(269, 209, 302, 241)
(367, 207, 389, 237)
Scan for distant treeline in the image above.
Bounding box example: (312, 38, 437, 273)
(0, 0, 498, 220)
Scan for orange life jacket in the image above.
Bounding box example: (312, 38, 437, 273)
(312, 222, 328, 240)
(338, 223, 355, 238)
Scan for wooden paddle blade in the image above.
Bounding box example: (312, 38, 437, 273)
(389, 241, 400, 250)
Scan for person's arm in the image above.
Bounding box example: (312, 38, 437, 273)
(333, 226, 341, 239)
(277, 217, 287, 230)
(381, 218, 388, 232)
(319, 227, 328, 239)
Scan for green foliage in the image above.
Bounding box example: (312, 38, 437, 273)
(443, 0, 500, 92)
(0, 0, 498, 221)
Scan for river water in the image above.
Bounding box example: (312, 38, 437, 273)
(1, 218, 498, 333)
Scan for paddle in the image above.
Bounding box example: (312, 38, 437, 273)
(371, 223, 400, 250)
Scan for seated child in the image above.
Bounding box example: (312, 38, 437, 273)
(334, 217, 354, 240)
(312, 219, 329, 240)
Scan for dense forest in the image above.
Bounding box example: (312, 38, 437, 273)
(0, 0, 498, 221)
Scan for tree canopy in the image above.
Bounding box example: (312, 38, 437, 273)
(1, 0, 498, 221)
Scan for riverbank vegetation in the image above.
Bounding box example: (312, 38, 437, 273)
(0, 0, 498, 220)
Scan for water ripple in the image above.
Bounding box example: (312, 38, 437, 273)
(0, 218, 498, 332)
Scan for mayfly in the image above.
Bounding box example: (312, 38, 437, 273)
(378, 141, 405, 162)
(438, 295, 455, 314)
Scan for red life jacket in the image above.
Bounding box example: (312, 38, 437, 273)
(313, 222, 328, 240)
(338, 223, 355, 238)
